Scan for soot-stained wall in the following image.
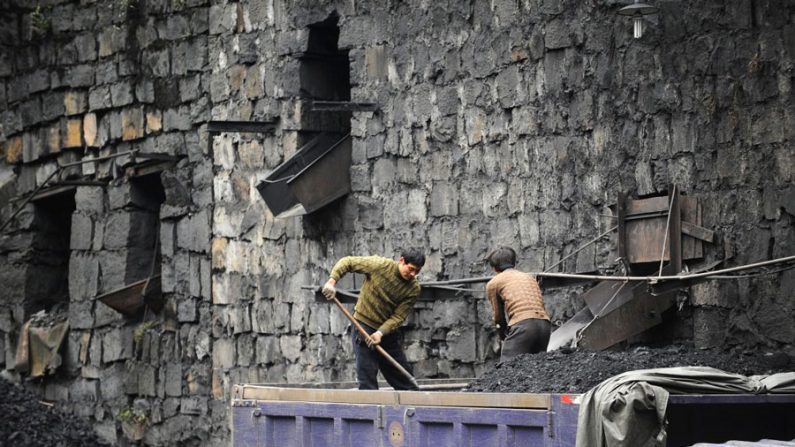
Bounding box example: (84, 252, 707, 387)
(0, 0, 793, 445)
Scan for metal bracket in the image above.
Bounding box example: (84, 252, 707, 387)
(375, 405, 385, 429)
(206, 120, 279, 134)
(308, 100, 379, 112)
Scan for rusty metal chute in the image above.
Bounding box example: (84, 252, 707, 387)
(96, 274, 163, 317)
(256, 132, 352, 219)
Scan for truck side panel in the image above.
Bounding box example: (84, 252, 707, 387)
(233, 400, 578, 447)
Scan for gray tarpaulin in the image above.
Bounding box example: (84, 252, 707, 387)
(576, 366, 795, 447)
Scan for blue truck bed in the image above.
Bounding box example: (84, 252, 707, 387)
(231, 382, 795, 447)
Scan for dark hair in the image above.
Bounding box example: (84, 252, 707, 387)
(487, 246, 516, 271)
(401, 248, 426, 267)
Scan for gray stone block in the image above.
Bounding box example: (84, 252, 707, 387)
(94, 301, 123, 328)
(180, 396, 207, 416)
(430, 182, 459, 217)
(73, 32, 97, 62)
(177, 298, 198, 322)
(236, 334, 254, 367)
(102, 212, 129, 249)
(110, 81, 134, 107)
(201, 258, 212, 301)
(255, 336, 281, 365)
(69, 378, 99, 402)
(41, 92, 65, 122)
(65, 64, 95, 88)
(88, 334, 102, 368)
(89, 86, 112, 111)
(163, 107, 193, 131)
(307, 304, 330, 335)
(19, 97, 42, 128)
(70, 213, 93, 251)
(27, 69, 50, 93)
(212, 337, 235, 369)
(280, 335, 302, 363)
(176, 209, 211, 253)
(44, 382, 70, 402)
(209, 4, 236, 34)
(195, 330, 211, 361)
(75, 186, 105, 215)
(545, 18, 573, 50)
(102, 326, 133, 363)
(142, 47, 170, 78)
(165, 362, 183, 397)
(99, 362, 127, 400)
(230, 304, 252, 334)
(68, 300, 94, 329)
(68, 252, 99, 301)
(138, 364, 157, 397)
(693, 307, 729, 349)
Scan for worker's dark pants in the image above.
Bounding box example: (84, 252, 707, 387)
(351, 321, 418, 391)
(500, 318, 552, 364)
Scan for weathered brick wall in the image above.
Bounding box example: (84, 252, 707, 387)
(0, 0, 793, 445)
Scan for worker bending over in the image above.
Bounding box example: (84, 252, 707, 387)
(486, 246, 551, 363)
(322, 249, 425, 390)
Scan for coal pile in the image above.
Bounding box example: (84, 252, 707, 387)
(465, 345, 793, 394)
(0, 376, 109, 447)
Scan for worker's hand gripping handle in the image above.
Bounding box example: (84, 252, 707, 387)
(321, 279, 336, 300)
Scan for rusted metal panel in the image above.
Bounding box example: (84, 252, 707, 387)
(286, 134, 351, 215)
(547, 305, 594, 351)
(582, 280, 633, 317)
(256, 132, 351, 218)
(624, 195, 703, 263)
(578, 284, 675, 351)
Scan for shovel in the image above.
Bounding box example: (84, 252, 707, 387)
(324, 290, 420, 390)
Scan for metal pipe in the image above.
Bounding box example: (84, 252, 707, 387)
(305, 254, 795, 294)
(534, 254, 795, 282)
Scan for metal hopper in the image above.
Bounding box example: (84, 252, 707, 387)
(257, 132, 352, 219)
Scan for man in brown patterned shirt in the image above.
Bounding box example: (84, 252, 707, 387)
(322, 248, 425, 390)
(485, 246, 551, 363)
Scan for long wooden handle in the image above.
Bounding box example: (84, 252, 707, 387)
(328, 294, 419, 389)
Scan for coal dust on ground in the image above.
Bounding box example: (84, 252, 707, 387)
(465, 345, 792, 394)
(0, 376, 109, 446)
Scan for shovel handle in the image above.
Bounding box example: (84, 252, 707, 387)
(327, 293, 419, 389)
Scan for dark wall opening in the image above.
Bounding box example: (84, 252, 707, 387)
(299, 13, 352, 146)
(26, 191, 76, 316)
(300, 13, 351, 102)
(126, 173, 165, 286)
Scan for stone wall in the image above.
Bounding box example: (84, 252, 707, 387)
(0, 0, 793, 445)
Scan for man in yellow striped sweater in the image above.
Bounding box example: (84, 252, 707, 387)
(486, 246, 551, 363)
(322, 249, 425, 390)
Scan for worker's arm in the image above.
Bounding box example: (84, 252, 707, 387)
(324, 256, 384, 299)
(486, 279, 508, 339)
(377, 291, 418, 336)
(328, 256, 385, 281)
